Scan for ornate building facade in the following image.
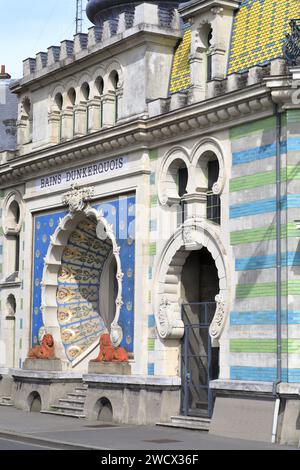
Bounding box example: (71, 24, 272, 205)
(0, 0, 300, 445)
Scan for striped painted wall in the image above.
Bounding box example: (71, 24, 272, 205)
(147, 149, 159, 376)
(229, 112, 300, 383)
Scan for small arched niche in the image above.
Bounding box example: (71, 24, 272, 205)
(28, 392, 42, 413)
(6, 294, 16, 318)
(81, 82, 90, 102)
(67, 87, 76, 107)
(54, 92, 63, 111)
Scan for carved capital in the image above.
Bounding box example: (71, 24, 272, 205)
(157, 298, 184, 340)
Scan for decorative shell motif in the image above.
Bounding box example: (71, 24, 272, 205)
(158, 298, 173, 339)
(62, 184, 95, 213)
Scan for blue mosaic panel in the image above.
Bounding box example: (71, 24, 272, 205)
(32, 195, 136, 357)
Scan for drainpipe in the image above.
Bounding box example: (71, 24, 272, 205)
(271, 104, 282, 443)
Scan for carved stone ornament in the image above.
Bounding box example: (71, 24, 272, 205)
(62, 184, 95, 213)
(157, 298, 184, 340)
(283, 19, 300, 66)
(182, 224, 199, 250)
(209, 294, 226, 340)
(158, 298, 173, 339)
(110, 322, 123, 348)
(183, 227, 194, 245)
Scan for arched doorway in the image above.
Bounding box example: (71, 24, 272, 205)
(181, 248, 220, 418)
(42, 206, 124, 367)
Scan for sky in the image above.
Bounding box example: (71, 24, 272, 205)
(0, 0, 92, 78)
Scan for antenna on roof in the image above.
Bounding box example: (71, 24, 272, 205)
(75, 0, 83, 34)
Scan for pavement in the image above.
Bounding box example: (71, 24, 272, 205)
(0, 407, 296, 451)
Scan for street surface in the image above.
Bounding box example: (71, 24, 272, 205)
(0, 407, 296, 450)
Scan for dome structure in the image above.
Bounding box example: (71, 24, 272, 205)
(86, 0, 182, 25)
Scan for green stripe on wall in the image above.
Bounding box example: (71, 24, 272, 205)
(150, 195, 158, 207)
(230, 339, 300, 354)
(148, 338, 155, 351)
(149, 149, 158, 161)
(236, 281, 300, 299)
(287, 109, 300, 124)
(230, 117, 276, 141)
(230, 167, 300, 193)
(149, 243, 157, 256)
(230, 224, 298, 246)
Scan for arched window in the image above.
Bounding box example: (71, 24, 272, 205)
(206, 156, 220, 224)
(5, 199, 21, 275)
(6, 294, 16, 318)
(54, 92, 63, 141)
(109, 71, 119, 124)
(67, 88, 76, 137)
(22, 97, 33, 144)
(81, 82, 90, 134)
(207, 28, 213, 82)
(95, 76, 104, 128)
(196, 150, 221, 224)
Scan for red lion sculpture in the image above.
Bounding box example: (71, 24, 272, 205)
(93, 334, 128, 363)
(28, 334, 55, 360)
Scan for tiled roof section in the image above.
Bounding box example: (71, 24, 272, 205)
(169, 24, 191, 94)
(228, 0, 300, 74)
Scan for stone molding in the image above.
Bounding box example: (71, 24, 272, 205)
(0, 84, 274, 187)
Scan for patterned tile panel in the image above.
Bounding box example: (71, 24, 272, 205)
(32, 195, 136, 361)
(228, 0, 299, 74)
(169, 24, 191, 94)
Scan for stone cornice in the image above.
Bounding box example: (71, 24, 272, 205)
(0, 83, 274, 187)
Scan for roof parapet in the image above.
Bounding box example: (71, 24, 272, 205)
(20, 3, 181, 83)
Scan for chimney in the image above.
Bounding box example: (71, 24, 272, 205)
(0, 65, 11, 79)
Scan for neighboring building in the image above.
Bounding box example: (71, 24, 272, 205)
(0, 0, 300, 445)
(0, 66, 17, 152)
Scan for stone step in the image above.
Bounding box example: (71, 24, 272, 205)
(41, 410, 86, 419)
(59, 398, 85, 408)
(157, 416, 211, 432)
(67, 392, 87, 399)
(50, 404, 85, 415)
(74, 387, 88, 393)
(0, 397, 13, 407)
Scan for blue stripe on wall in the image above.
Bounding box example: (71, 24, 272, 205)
(232, 142, 287, 166)
(235, 252, 300, 271)
(230, 311, 300, 326)
(148, 315, 156, 328)
(230, 195, 300, 219)
(148, 363, 155, 376)
(287, 137, 300, 152)
(230, 366, 300, 383)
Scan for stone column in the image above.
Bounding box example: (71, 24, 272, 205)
(101, 92, 117, 127)
(74, 104, 88, 137)
(188, 50, 207, 104)
(181, 192, 207, 220)
(88, 98, 102, 133)
(48, 110, 61, 144)
(16, 118, 28, 147)
(61, 107, 74, 141)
